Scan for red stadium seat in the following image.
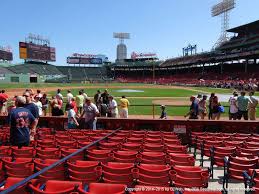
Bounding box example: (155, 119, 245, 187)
(87, 149, 112, 163)
(133, 163, 171, 186)
(35, 147, 60, 159)
(165, 145, 187, 154)
(102, 162, 135, 184)
(69, 166, 102, 183)
(112, 151, 138, 163)
(11, 146, 35, 158)
(78, 183, 126, 194)
(137, 152, 167, 164)
(0, 146, 11, 157)
(28, 180, 82, 194)
(121, 143, 142, 151)
(170, 153, 195, 166)
(142, 143, 164, 152)
(61, 148, 84, 162)
(170, 166, 209, 188)
(0, 177, 42, 194)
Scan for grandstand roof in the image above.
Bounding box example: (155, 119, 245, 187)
(227, 20, 259, 33)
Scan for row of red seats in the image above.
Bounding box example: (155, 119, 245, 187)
(0, 178, 223, 194)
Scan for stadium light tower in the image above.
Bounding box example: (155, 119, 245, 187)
(211, 0, 236, 48)
(113, 32, 130, 61)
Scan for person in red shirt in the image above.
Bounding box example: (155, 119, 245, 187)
(71, 98, 78, 114)
(0, 90, 8, 115)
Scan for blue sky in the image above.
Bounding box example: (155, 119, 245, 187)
(1, 0, 258, 65)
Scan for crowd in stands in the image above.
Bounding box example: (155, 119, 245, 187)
(183, 91, 258, 121)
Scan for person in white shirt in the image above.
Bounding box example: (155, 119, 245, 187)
(229, 91, 238, 120)
(248, 91, 258, 120)
(33, 96, 43, 116)
(79, 97, 99, 130)
(81, 89, 88, 100)
(66, 90, 74, 104)
(108, 96, 118, 118)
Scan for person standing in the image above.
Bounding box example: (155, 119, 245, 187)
(229, 91, 238, 120)
(80, 97, 99, 130)
(67, 103, 79, 129)
(34, 96, 43, 116)
(248, 91, 258, 120)
(101, 89, 109, 105)
(198, 95, 207, 120)
(81, 89, 88, 100)
(119, 96, 130, 118)
(185, 96, 199, 119)
(36, 90, 43, 99)
(108, 96, 118, 118)
(56, 89, 63, 101)
(9, 96, 37, 147)
(66, 90, 74, 104)
(23, 91, 39, 121)
(211, 96, 221, 120)
(40, 93, 49, 116)
(76, 91, 84, 114)
(237, 91, 249, 120)
(208, 93, 215, 120)
(160, 105, 167, 119)
(94, 90, 102, 109)
(0, 90, 8, 115)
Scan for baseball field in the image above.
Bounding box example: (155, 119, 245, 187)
(1, 82, 258, 118)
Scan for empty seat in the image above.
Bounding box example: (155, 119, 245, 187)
(87, 149, 112, 163)
(28, 180, 82, 194)
(35, 148, 60, 159)
(78, 182, 126, 194)
(112, 151, 138, 163)
(170, 153, 195, 166)
(170, 166, 209, 188)
(11, 146, 35, 158)
(121, 143, 142, 151)
(102, 162, 135, 184)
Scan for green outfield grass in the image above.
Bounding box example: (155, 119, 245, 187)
(2, 82, 259, 117)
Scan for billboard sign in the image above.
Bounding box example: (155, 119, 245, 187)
(0, 50, 13, 61)
(131, 52, 157, 59)
(19, 42, 56, 62)
(67, 53, 108, 64)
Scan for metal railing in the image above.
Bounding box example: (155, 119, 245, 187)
(0, 127, 122, 194)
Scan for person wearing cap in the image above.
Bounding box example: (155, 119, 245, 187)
(248, 91, 258, 120)
(198, 95, 207, 120)
(101, 89, 109, 105)
(108, 96, 118, 118)
(8, 96, 37, 147)
(229, 91, 238, 120)
(67, 103, 79, 129)
(184, 96, 198, 119)
(80, 97, 99, 130)
(160, 105, 167, 119)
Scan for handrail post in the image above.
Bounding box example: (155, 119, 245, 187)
(152, 104, 155, 119)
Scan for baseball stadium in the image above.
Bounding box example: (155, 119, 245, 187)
(0, 0, 259, 194)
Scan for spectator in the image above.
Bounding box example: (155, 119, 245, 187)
(195, 94, 202, 104)
(198, 95, 207, 120)
(185, 96, 198, 119)
(211, 96, 221, 120)
(36, 90, 43, 99)
(208, 93, 215, 120)
(9, 96, 37, 147)
(119, 96, 130, 118)
(101, 89, 109, 105)
(0, 90, 8, 115)
(94, 90, 102, 109)
(160, 105, 167, 119)
(229, 91, 238, 120)
(237, 91, 249, 120)
(66, 90, 74, 104)
(76, 90, 84, 114)
(248, 91, 258, 120)
(108, 96, 118, 118)
(80, 97, 99, 130)
(67, 103, 79, 129)
(40, 93, 49, 116)
(50, 96, 64, 116)
(7, 97, 16, 115)
(81, 89, 88, 100)
(71, 98, 78, 114)
(23, 91, 39, 121)
(34, 96, 43, 116)
(56, 89, 63, 101)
